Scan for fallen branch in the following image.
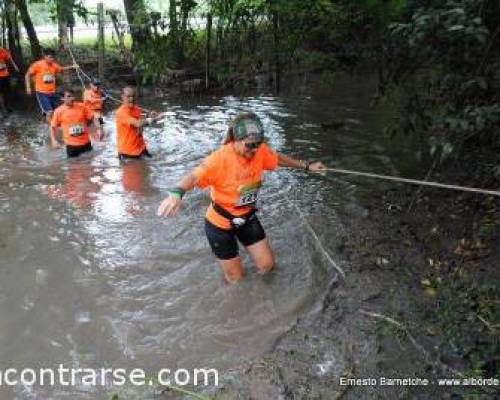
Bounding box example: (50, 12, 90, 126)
(477, 314, 500, 334)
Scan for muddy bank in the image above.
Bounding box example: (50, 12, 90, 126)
(210, 155, 500, 399)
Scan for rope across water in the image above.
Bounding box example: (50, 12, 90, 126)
(324, 167, 500, 197)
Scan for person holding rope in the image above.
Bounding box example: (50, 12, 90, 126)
(83, 78, 106, 115)
(83, 78, 106, 138)
(50, 88, 103, 158)
(25, 49, 79, 125)
(0, 46, 19, 116)
(157, 112, 327, 283)
(115, 86, 163, 160)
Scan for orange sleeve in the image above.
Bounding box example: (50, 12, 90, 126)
(85, 105, 94, 121)
(51, 109, 61, 128)
(193, 152, 221, 189)
(27, 62, 38, 75)
(261, 143, 279, 171)
(54, 63, 63, 73)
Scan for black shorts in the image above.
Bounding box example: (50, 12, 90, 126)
(66, 142, 92, 158)
(118, 149, 152, 161)
(205, 216, 267, 260)
(0, 76, 10, 95)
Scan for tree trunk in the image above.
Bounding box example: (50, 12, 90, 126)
(169, 0, 179, 62)
(205, 13, 212, 89)
(15, 0, 42, 59)
(123, 0, 151, 52)
(5, 0, 23, 68)
(271, 1, 280, 93)
(56, 0, 69, 51)
(179, 0, 191, 63)
(1, 10, 6, 48)
(216, 22, 223, 64)
(169, 0, 177, 37)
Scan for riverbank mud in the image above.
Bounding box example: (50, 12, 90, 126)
(211, 153, 500, 400)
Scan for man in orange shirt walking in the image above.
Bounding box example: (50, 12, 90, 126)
(157, 112, 327, 283)
(0, 47, 19, 115)
(114, 86, 162, 160)
(25, 49, 79, 124)
(50, 88, 103, 158)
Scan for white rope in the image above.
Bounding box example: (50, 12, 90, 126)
(66, 45, 86, 90)
(324, 167, 500, 197)
(66, 44, 155, 114)
(292, 201, 346, 278)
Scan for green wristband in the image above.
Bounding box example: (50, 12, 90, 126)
(169, 187, 186, 199)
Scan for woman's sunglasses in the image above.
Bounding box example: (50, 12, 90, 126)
(244, 141, 262, 150)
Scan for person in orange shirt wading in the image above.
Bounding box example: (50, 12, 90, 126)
(0, 47, 19, 116)
(115, 86, 163, 160)
(83, 78, 106, 131)
(50, 88, 103, 158)
(25, 48, 79, 124)
(157, 112, 327, 283)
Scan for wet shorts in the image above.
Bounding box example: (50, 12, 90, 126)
(0, 76, 10, 95)
(118, 149, 152, 161)
(35, 92, 60, 115)
(66, 142, 92, 158)
(205, 215, 266, 260)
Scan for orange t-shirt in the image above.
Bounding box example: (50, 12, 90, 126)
(193, 143, 279, 229)
(51, 102, 94, 146)
(115, 104, 146, 156)
(0, 48, 12, 78)
(27, 60, 63, 94)
(83, 88, 104, 111)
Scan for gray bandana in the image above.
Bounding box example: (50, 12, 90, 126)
(233, 115, 264, 141)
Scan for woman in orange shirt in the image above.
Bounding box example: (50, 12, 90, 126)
(157, 112, 326, 283)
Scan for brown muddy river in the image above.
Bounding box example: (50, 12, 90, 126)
(0, 76, 416, 398)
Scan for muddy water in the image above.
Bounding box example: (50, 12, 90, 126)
(0, 77, 415, 399)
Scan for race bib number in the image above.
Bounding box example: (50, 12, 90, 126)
(0, 63, 6, 70)
(69, 125, 84, 136)
(42, 73, 55, 83)
(236, 182, 261, 206)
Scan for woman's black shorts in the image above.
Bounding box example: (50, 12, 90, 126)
(66, 142, 92, 158)
(205, 215, 266, 260)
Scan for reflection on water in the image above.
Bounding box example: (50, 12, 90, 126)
(0, 77, 411, 398)
(41, 162, 103, 209)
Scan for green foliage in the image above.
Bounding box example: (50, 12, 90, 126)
(383, 0, 500, 159)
